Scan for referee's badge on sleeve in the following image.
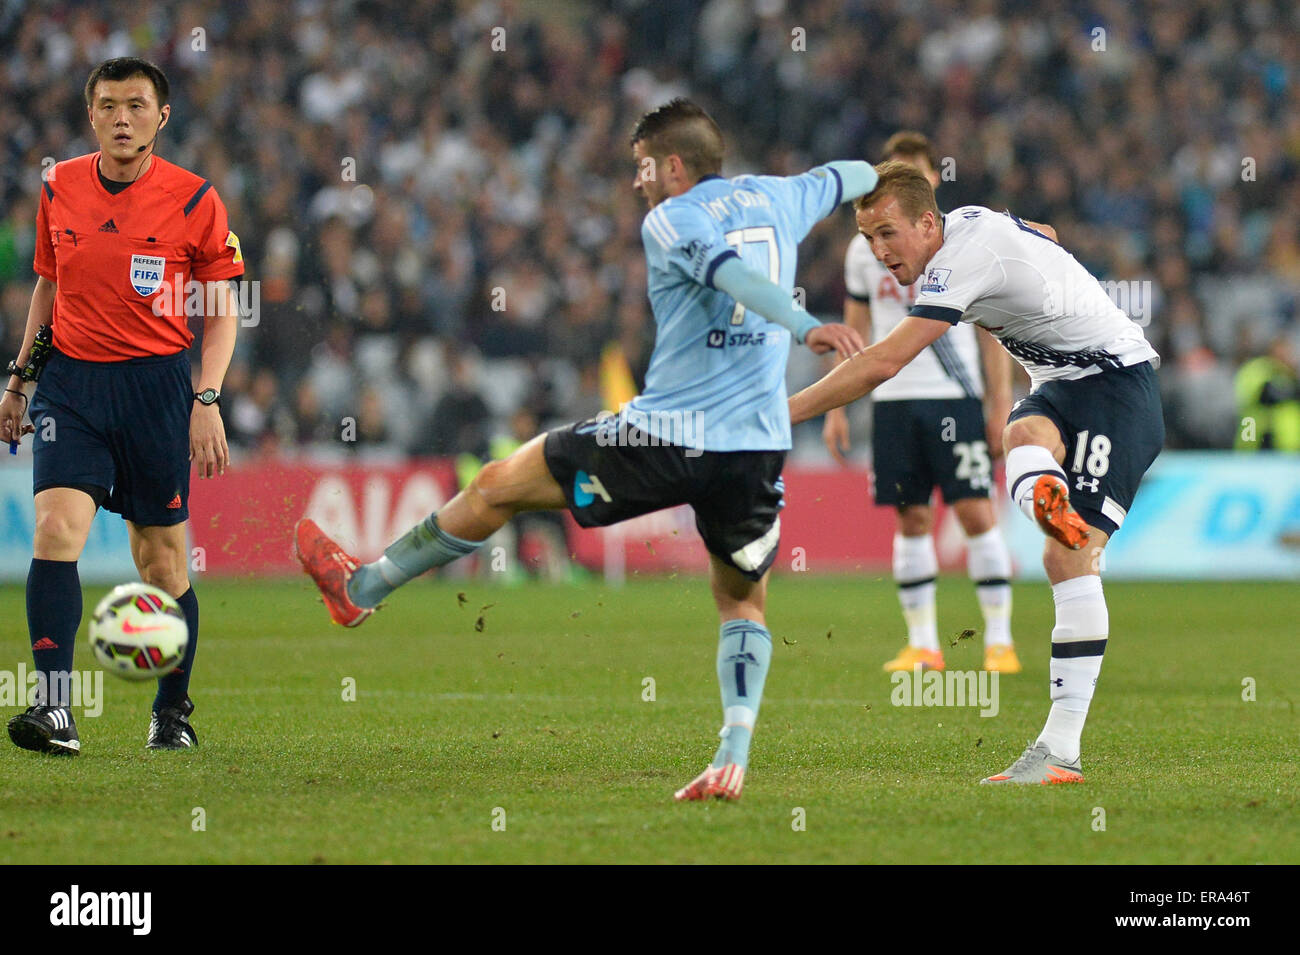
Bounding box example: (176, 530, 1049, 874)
(130, 254, 166, 296)
(225, 230, 243, 264)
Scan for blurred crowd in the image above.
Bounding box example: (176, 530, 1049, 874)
(1, 0, 1297, 460)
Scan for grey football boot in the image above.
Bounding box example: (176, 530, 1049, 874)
(981, 740, 1083, 784)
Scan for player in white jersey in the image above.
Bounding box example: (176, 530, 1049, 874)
(822, 133, 1019, 675)
(791, 161, 1164, 784)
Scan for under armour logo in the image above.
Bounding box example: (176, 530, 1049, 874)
(1050, 678, 1064, 687)
(1074, 475, 1100, 493)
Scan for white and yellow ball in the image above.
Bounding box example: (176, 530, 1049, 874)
(89, 583, 189, 682)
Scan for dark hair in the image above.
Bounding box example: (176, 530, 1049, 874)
(84, 57, 170, 107)
(854, 159, 941, 220)
(881, 130, 939, 171)
(630, 98, 724, 179)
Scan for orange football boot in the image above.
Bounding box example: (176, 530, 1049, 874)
(1032, 475, 1091, 550)
(294, 519, 375, 628)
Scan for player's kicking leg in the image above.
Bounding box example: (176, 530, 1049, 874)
(1001, 415, 1091, 550)
(674, 557, 771, 803)
(295, 433, 566, 626)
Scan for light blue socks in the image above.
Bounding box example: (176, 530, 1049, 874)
(347, 514, 483, 608)
(711, 619, 773, 770)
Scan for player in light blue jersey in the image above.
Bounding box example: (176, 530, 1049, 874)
(296, 99, 879, 801)
(625, 132, 863, 452)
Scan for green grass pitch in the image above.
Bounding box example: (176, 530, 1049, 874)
(0, 576, 1296, 864)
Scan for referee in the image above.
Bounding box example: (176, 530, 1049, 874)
(0, 57, 243, 753)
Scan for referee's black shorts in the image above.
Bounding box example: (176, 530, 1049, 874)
(30, 348, 192, 526)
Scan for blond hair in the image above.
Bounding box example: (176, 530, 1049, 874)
(854, 159, 941, 221)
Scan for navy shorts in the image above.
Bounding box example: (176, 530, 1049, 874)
(30, 349, 192, 527)
(1007, 360, 1163, 537)
(544, 415, 786, 581)
(871, 397, 991, 507)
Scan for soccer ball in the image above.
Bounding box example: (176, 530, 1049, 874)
(89, 584, 189, 682)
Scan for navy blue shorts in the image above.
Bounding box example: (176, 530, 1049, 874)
(30, 349, 192, 527)
(871, 397, 991, 507)
(544, 415, 786, 581)
(1007, 360, 1163, 537)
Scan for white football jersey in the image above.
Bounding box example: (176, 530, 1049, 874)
(844, 233, 982, 402)
(909, 207, 1158, 387)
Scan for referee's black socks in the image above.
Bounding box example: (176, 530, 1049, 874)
(155, 587, 198, 712)
(26, 558, 81, 707)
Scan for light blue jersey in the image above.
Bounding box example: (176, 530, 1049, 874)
(626, 167, 845, 451)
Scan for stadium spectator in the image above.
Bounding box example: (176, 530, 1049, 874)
(0, 0, 1296, 457)
(1235, 337, 1300, 451)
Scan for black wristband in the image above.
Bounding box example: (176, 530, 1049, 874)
(4, 387, 27, 407)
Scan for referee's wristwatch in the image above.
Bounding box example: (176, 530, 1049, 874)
(193, 388, 221, 407)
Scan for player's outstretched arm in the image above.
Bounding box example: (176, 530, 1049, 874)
(824, 160, 879, 203)
(822, 297, 872, 464)
(711, 258, 865, 358)
(789, 315, 951, 425)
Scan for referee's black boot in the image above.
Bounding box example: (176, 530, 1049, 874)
(146, 696, 198, 750)
(7, 705, 81, 755)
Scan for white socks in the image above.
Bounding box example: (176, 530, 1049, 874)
(893, 533, 938, 651)
(967, 527, 1013, 646)
(1036, 575, 1108, 763)
(1005, 445, 1066, 523)
(895, 529, 1015, 650)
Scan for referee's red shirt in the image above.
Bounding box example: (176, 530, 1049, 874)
(33, 153, 245, 362)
